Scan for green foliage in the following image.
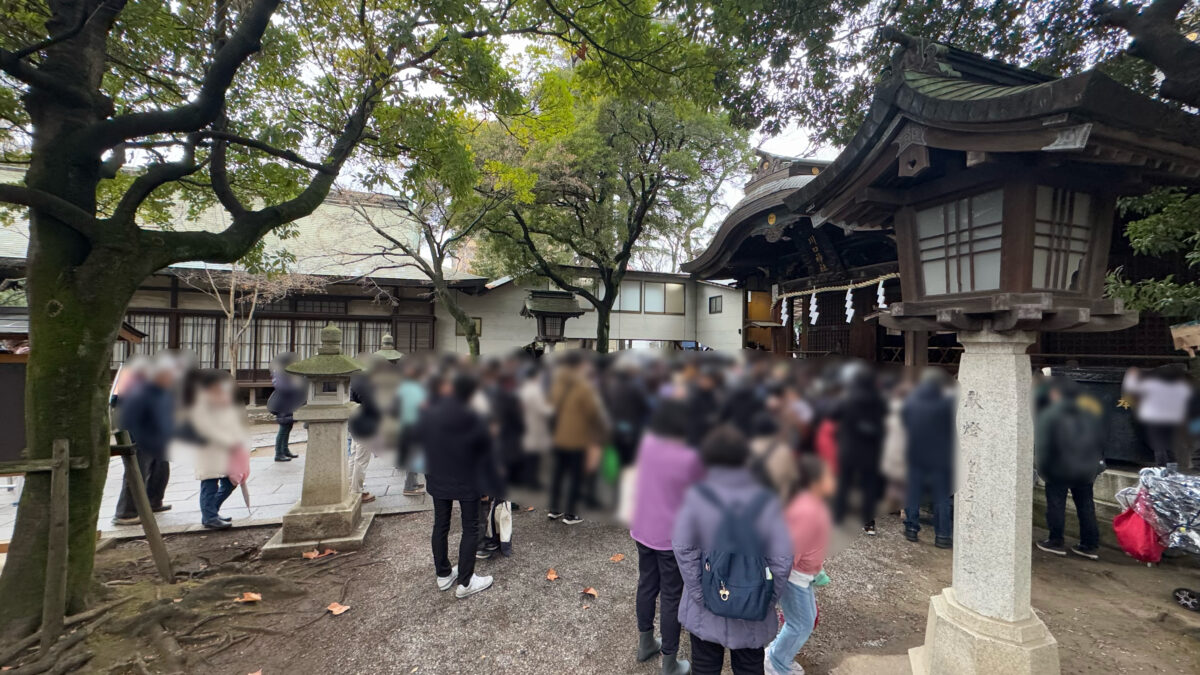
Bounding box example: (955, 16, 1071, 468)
(1107, 188, 1200, 320)
(666, 0, 1131, 143)
(475, 89, 749, 314)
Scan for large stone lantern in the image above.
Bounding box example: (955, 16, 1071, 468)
(262, 324, 373, 558)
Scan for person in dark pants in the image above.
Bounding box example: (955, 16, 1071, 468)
(267, 353, 305, 462)
(631, 400, 703, 675)
(548, 352, 609, 525)
(1035, 380, 1105, 559)
(902, 368, 956, 548)
(690, 638, 765, 675)
(831, 366, 887, 536)
(417, 372, 494, 599)
(113, 358, 178, 525)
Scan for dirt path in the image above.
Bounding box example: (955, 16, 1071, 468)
(79, 510, 1200, 674)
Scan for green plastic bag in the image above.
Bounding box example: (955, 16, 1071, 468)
(601, 444, 621, 484)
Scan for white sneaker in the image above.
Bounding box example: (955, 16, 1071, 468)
(436, 566, 458, 591)
(454, 574, 494, 599)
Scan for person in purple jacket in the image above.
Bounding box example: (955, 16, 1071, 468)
(631, 399, 705, 675)
(673, 426, 793, 675)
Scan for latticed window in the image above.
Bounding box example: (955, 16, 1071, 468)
(1032, 186, 1093, 291)
(113, 313, 170, 367)
(178, 315, 219, 368)
(295, 299, 347, 314)
(915, 189, 1004, 295)
(255, 318, 292, 368)
(361, 321, 390, 353)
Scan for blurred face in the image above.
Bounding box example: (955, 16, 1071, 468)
(202, 380, 233, 406)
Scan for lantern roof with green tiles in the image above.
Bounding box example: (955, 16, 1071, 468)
(286, 324, 364, 377)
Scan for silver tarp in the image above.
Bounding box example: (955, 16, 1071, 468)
(1116, 467, 1200, 555)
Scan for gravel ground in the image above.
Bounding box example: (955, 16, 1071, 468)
(89, 507, 1200, 675)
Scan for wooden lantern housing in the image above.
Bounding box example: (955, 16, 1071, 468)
(521, 290, 585, 343)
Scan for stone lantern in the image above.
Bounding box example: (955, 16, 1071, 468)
(262, 324, 373, 558)
(521, 289, 584, 350)
(373, 333, 404, 362)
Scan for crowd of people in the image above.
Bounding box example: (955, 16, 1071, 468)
(104, 346, 1200, 674)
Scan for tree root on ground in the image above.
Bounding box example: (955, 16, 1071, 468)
(0, 599, 130, 669)
(3, 616, 106, 675)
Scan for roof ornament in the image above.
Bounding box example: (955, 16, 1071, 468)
(881, 27, 961, 78)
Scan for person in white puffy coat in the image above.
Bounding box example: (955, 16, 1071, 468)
(172, 369, 248, 529)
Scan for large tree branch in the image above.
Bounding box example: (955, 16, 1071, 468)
(1094, 0, 1200, 108)
(0, 184, 101, 239)
(106, 135, 203, 227)
(203, 130, 334, 173)
(144, 52, 391, 268)
(81, 0, 280, 152)
(490, 208, 602, 307)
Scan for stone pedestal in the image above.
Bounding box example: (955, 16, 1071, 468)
(909, 329, 1060, 675)
(262, 400, 374, 558)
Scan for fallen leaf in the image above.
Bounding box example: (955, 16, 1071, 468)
(248, 671, 262, 675)
(321, 547, 338, 557)
(326, 602, 351, 616)
(234, 592, 262, 603)
(410, 668, 418, 673)
(525, 506, 535, 512)
(546, 568, 559, 581)
(172, 598, 182, 603)
(609, 553, 625, 563)
(582, 605, 590, 610)
(582, 587, 598, 598)
(302, 549, 320, 560)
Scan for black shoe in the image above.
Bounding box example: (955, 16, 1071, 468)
(863, 521, 877, 536)
(151, 504, 172, 513)
(1070, 545, 1099, 560)
(547, 511, 564, 520)
(286, 451, 300, 458)
(274, 455, 292, 462)
(476, 548, 494, 560)
(202, 518, 232, 530)
(935, 537, 953, 549)
(904, 528, 919, 542)
(1036, 539, 1066, 556)
(218, 516, 232, 523)
(562, 514, 583, 525)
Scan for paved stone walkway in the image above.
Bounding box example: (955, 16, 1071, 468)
(0, 425, 429, 543)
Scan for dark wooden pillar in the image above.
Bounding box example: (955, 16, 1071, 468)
(905, 330, 929, 368)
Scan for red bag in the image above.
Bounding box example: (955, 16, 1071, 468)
(1113, 507, 1165, 563)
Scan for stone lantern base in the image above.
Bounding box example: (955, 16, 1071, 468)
(261, 494, 374, 559)
(909, 588, 1059, 675)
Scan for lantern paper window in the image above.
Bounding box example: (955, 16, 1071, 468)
(1032, 186, 1093, 291)
(541, 315, 564, 340)
(915, 189, 1004, 296)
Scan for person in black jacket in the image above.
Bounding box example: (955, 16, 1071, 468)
(266, 353, 305, 462)
(902, 369, 956, 547)
(113, 357, 178, 525)
(417, 372, 495, 599)
(831, 365, 888, 535)
(1035, 380, 1105, 559)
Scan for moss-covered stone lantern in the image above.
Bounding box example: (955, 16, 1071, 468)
(262, 324, 373, 558)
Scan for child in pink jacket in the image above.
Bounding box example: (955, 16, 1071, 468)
(766, 455, 834, 675)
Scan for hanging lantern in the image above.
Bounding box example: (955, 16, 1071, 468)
(844, 287, 855, 323)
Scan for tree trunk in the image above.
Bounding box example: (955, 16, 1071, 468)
(432, 286, 481, 357)
(594, 303, 612, 353)
(0, 213, 137, 638)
